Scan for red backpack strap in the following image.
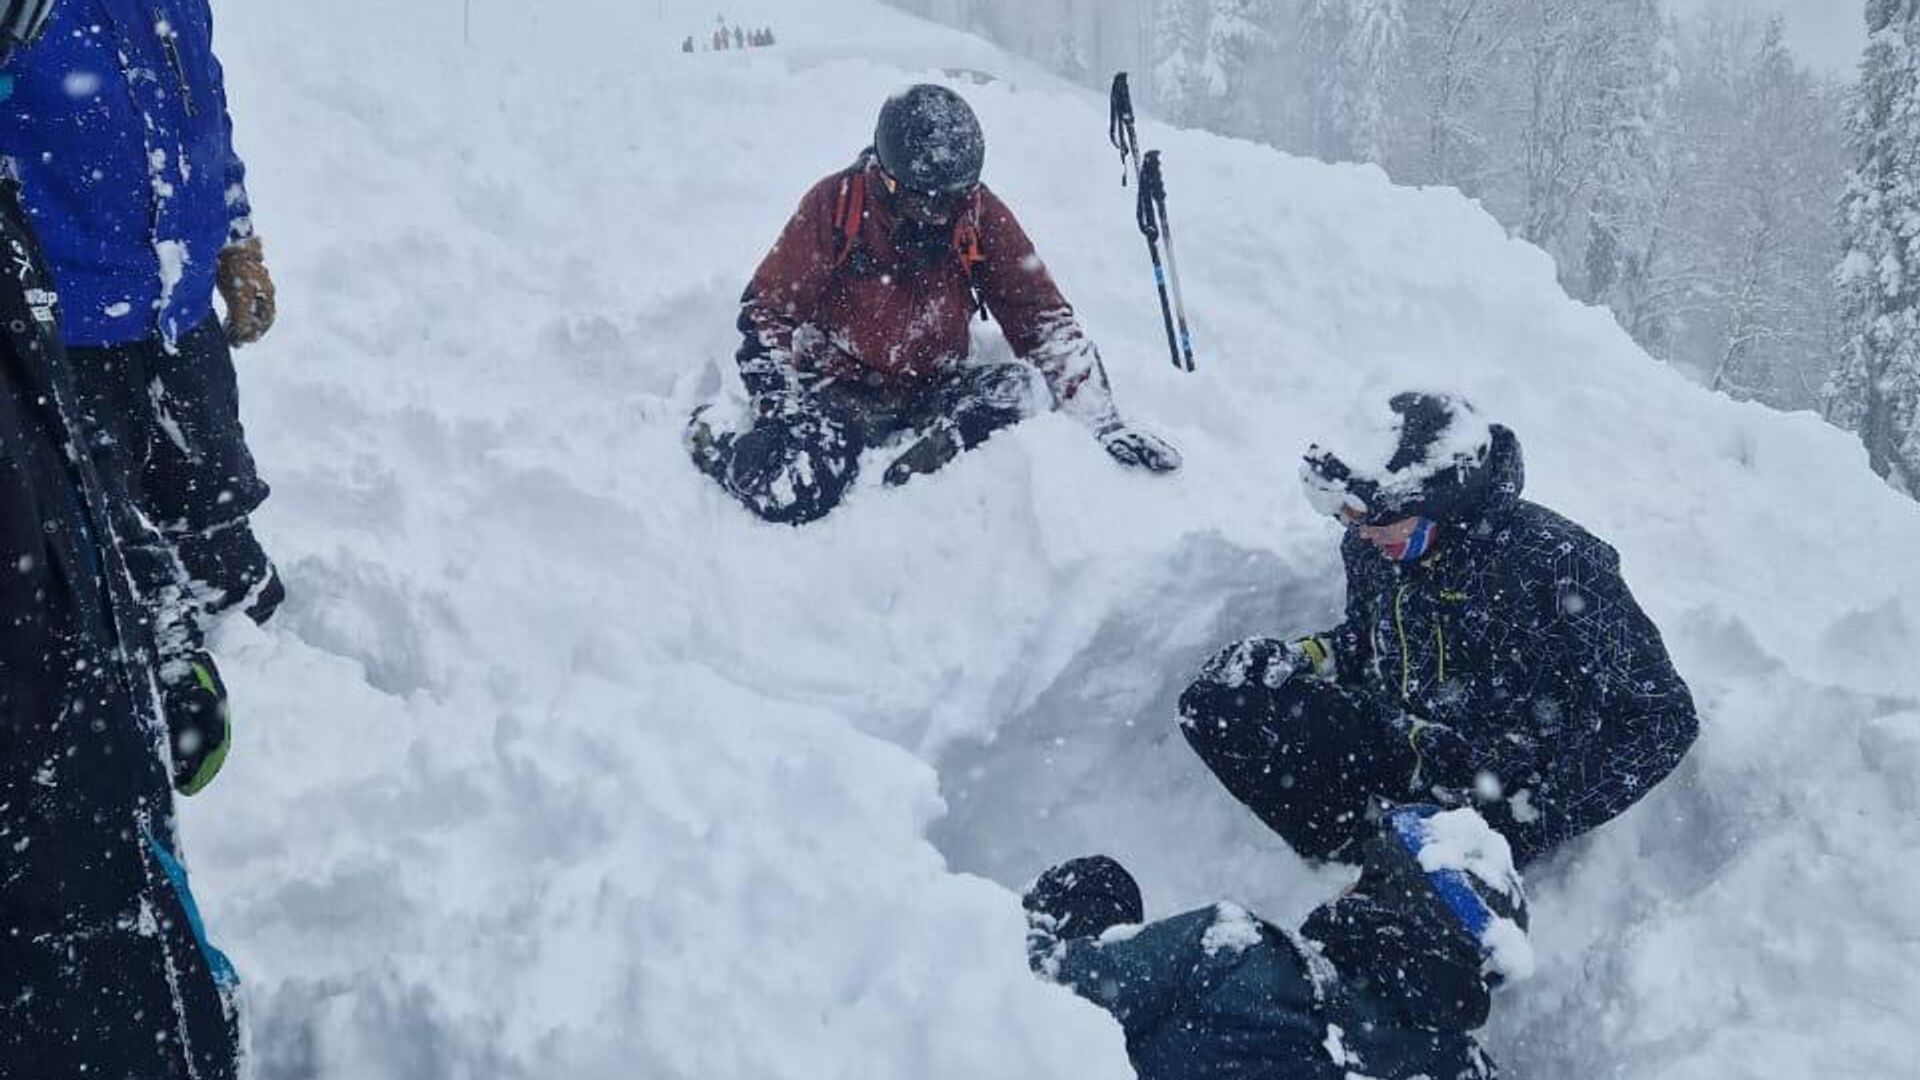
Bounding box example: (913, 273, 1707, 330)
(831, 167, 869, 268)
(953, 190, 990, 321)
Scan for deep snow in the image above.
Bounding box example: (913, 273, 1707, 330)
(173, 1, 1920, 1077)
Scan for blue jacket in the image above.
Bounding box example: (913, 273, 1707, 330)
(0, 0, 253, 348)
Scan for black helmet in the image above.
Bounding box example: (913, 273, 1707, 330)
(873, 84, 985, 196)
(1023, 855, 1143, 940)
(1301, 392, 1498, 525)
(1, 0, 54, 57)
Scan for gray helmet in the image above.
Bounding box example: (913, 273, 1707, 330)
(873, 84, 985, 196)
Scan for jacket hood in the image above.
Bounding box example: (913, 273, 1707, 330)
(1459, 424, 1525, 527)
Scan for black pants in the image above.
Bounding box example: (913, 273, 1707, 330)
(68, 317, 274, 616)
(1, 815, 243, 1080)
(701, 361, 1042, 525)
(2, 635, 241, 1080)
(1179, 675, 1421, 863)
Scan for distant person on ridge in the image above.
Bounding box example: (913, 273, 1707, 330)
(687, 84, 1181, 525)
(1025, 806, 1530, 1080)
(1179, 392, 1698, 867)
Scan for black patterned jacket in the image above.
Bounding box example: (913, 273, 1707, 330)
(1314, 427, 1699, 863)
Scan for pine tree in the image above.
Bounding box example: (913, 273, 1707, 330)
(1299, 0, 1404, 163)
(1342, 0, 1406, 163)
(1836, 0, 1920, 495)
(1152, 0, 1208, 123)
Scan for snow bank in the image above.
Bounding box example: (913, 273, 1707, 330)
(181, 1, 1920, 1077)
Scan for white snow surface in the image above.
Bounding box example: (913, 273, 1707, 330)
(182, 1, 1920, 1077)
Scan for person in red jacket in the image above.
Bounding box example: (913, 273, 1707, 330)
(688, 84, 1181, 525)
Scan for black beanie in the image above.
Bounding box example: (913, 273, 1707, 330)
(1024, 856, 1144, 940)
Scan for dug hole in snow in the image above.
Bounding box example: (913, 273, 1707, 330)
(177, 1, 1920, 1077)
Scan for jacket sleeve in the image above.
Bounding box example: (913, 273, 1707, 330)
(1487, 537, 1699, 862)
(1027, 908, 1212, 1036)
(974, 188, 1118, 428)
(735, 178, 842, 398)
(1309, 534, 1380, 686)
(203, 7, 254, 246)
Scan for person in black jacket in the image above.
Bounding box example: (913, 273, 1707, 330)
(1025, 805, 1529, 1080)
(1180, 392, 1698, 867)
(2, 8, 242, 1073)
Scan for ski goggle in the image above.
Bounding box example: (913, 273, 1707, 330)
(1, 0, 55, 59)
(878, 166, 974, 220)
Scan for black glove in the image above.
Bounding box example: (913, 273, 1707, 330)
(1196, 637, 1316, 690)
(1097, 421, 1183, 473)
(164, 652, 231, 796)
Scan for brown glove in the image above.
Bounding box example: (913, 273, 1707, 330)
(216, 236, 277, 347)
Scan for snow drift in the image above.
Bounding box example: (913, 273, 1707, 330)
(183, 1, 1920, 1077)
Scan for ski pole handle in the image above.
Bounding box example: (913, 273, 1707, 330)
(1110, 72, 1140, 186)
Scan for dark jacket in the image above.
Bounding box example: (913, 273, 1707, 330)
(2, 0, 254, 347)
(1028, 902, 1495, 1080)
(1312, 426, 1698, 863)
(737, 157, 1115, 424)
(0, 170, 239, 1079)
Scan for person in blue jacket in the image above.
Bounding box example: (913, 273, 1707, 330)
(1, 0, 282, 627)
(2, 5, 242, 1075)
(1025, 806, 1530, 1080)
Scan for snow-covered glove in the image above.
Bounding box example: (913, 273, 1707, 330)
(164, 652, 232, 796)
(752, 388, 816, 422)
(1096, 420, 1182, 473)
(216, 236, 277, 347)
(1197, 637, 1311, 690)
(1196, 637, 1337, 690)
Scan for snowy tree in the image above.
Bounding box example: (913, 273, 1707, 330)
(1403, 0, 1517, 193)
(1299, 0, 1405, 163)
(1580, 0, 1664, 308)
(1195, 0, 1275, 135)
(1836, 0, 1920, 495)
(1152, 0, 1209, 123)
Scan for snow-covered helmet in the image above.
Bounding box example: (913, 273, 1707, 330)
(1301, 392, 1498, 525)
(0, 0, 54, 58)
(874, 84, 986, 197)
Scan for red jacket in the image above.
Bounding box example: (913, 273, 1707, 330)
(736, 160, 1115, 423)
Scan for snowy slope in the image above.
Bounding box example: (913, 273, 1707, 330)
(181, 1, 1920, 1077)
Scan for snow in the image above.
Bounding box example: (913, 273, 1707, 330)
(174, 1, 1920, 1077)
(1200, 902, 1263, 955)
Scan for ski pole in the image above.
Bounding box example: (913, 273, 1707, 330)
(1141, 151, 1196, 372)
(1110, 72, 1142, 186)
(1108, 73, 1196, 372)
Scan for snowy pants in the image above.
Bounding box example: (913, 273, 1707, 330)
(1179, 675, 1421, 863)
(2, 657, 241, 1079)
(68, 316, 276, 619)
(0, 823, 242, 1080)
(700, 361, 1043, 525)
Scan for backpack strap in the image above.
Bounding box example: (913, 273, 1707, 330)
(952, 189, 990, 322)
(831, 152, 875, 268)
(834, 155, 990, 322)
